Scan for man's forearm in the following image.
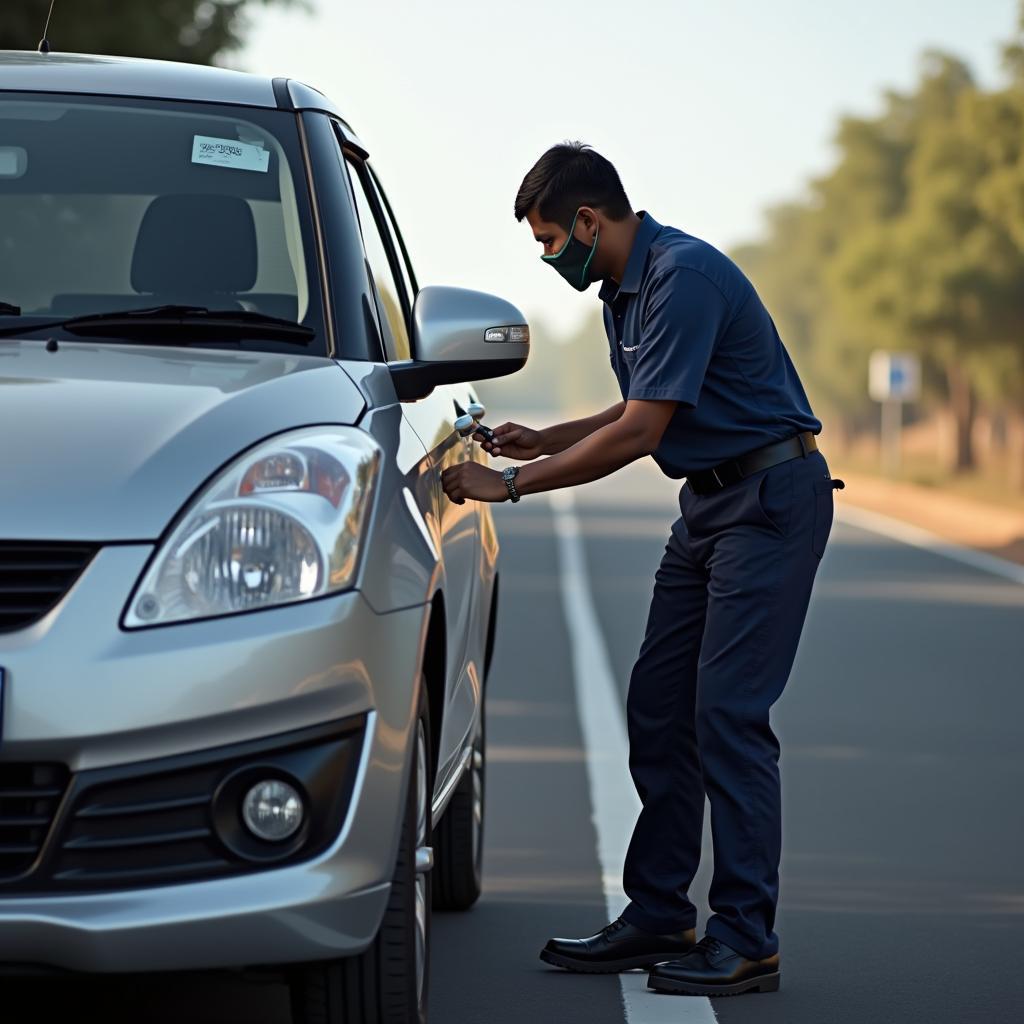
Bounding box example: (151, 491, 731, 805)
(538, 401, 626, 455)
(515, 412, 656, 495)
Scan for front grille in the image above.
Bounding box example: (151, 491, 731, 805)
(0, 542, 98, 633)
(0, 716, 366, 894)
(0, 764, 70, 880)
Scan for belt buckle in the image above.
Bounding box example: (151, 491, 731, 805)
(710, 467, 724, 490)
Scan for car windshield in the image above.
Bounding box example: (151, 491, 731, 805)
(0, 92, 327, 354)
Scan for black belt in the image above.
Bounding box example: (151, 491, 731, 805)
(686, 431, 818, 496)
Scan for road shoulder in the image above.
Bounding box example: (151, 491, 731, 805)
(835, 470, 1024, 567)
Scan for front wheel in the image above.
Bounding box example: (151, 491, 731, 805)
(289, 678, 433, 1023)
(432, 704, 485, 911)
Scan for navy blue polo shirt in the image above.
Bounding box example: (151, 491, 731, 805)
(600, 211, 821, 477)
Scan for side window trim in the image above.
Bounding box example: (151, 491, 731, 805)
(338, 154, 389, 362)
(337, 140, 413, 338)
(300, 112, 381, 362)
(329, 123, 405, 361)
(335, 125, 415, 364)
(368, 165, 419, 298)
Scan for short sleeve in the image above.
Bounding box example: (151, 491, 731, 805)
(625, 268, 732, 407)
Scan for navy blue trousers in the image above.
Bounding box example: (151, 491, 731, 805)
(619, 447, 840, 960)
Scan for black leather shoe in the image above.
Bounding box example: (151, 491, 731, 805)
(647, 934, 780, 996)
(540, 917, 696, 973)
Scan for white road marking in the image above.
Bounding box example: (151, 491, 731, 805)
(550, 489, 717, 1024)
(838, 505, 1024, 586)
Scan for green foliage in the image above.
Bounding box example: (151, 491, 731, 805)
(3, 0, 304, 65)
(732, 13, 1024, 473)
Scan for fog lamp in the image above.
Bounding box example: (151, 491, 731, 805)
(242, 779, 304, 841)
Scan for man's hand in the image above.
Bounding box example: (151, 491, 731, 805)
(473, 422, 545, 460)
(441, 462, 508, 504)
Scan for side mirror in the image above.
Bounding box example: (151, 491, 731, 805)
(388, 285, 530, 401)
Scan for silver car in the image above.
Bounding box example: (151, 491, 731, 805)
(0, 51, 528, 1023)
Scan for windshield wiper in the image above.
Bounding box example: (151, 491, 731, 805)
(0, 301, 21, 315)
(0, 304, 316, 344)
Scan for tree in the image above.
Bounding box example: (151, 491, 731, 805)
(833, 55, 1024, 474)
(827, 54, 982, 471)
(1003, 0, 1024, 87)
(968, 50, 1024, 486)
(732, 80, 923, 440)
(4, 0, 303, 66)
(731, 40, 1024, 478)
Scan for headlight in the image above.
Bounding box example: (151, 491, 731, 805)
(123, 427, 380, 628)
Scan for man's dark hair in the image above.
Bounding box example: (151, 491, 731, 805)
(514, 141, 632, 226)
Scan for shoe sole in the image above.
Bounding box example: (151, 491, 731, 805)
(539, 948, 692, 974)
(647, 971, 780, 996)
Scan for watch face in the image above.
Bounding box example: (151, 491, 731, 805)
(501, 465, 519, 500)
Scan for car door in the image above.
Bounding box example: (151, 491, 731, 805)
(340, 149, 480, 782)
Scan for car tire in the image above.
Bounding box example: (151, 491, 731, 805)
(289, 677, 432, 1024)
(432, 702, 485, 911)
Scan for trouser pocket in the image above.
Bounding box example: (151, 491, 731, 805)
(811, 476, 844, 557)
(755, 461, 794, 536)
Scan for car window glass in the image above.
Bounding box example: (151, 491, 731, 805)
(345, 158, 410, 362)
(0, 94, 325, 353)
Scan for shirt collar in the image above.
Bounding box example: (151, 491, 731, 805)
(598, 210, 663, 303)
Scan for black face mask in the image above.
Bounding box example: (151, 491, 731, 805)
(541, 209, 599, 291)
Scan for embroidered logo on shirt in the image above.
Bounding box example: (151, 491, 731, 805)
(620, 341, 640, 352)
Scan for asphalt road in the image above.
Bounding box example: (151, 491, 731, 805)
(9, 461, 1024, 1024)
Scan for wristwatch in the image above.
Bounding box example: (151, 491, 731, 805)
(501, 465, 521, 503)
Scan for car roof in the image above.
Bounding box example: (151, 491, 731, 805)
(0, 51, 365, 148)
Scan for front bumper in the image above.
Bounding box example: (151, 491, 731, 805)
(0, 846, 392, 973)
(0, 545, 428, 972)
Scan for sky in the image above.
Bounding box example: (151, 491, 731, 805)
(239, 0, 1020, 335)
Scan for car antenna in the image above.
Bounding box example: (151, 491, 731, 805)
(37, 0, 57, 53)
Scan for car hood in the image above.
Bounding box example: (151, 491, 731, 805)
(0, 341, 366, 541)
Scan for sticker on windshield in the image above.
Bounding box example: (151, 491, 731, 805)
(191, 135, 269, 173)
(0, 147, 28, 178)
